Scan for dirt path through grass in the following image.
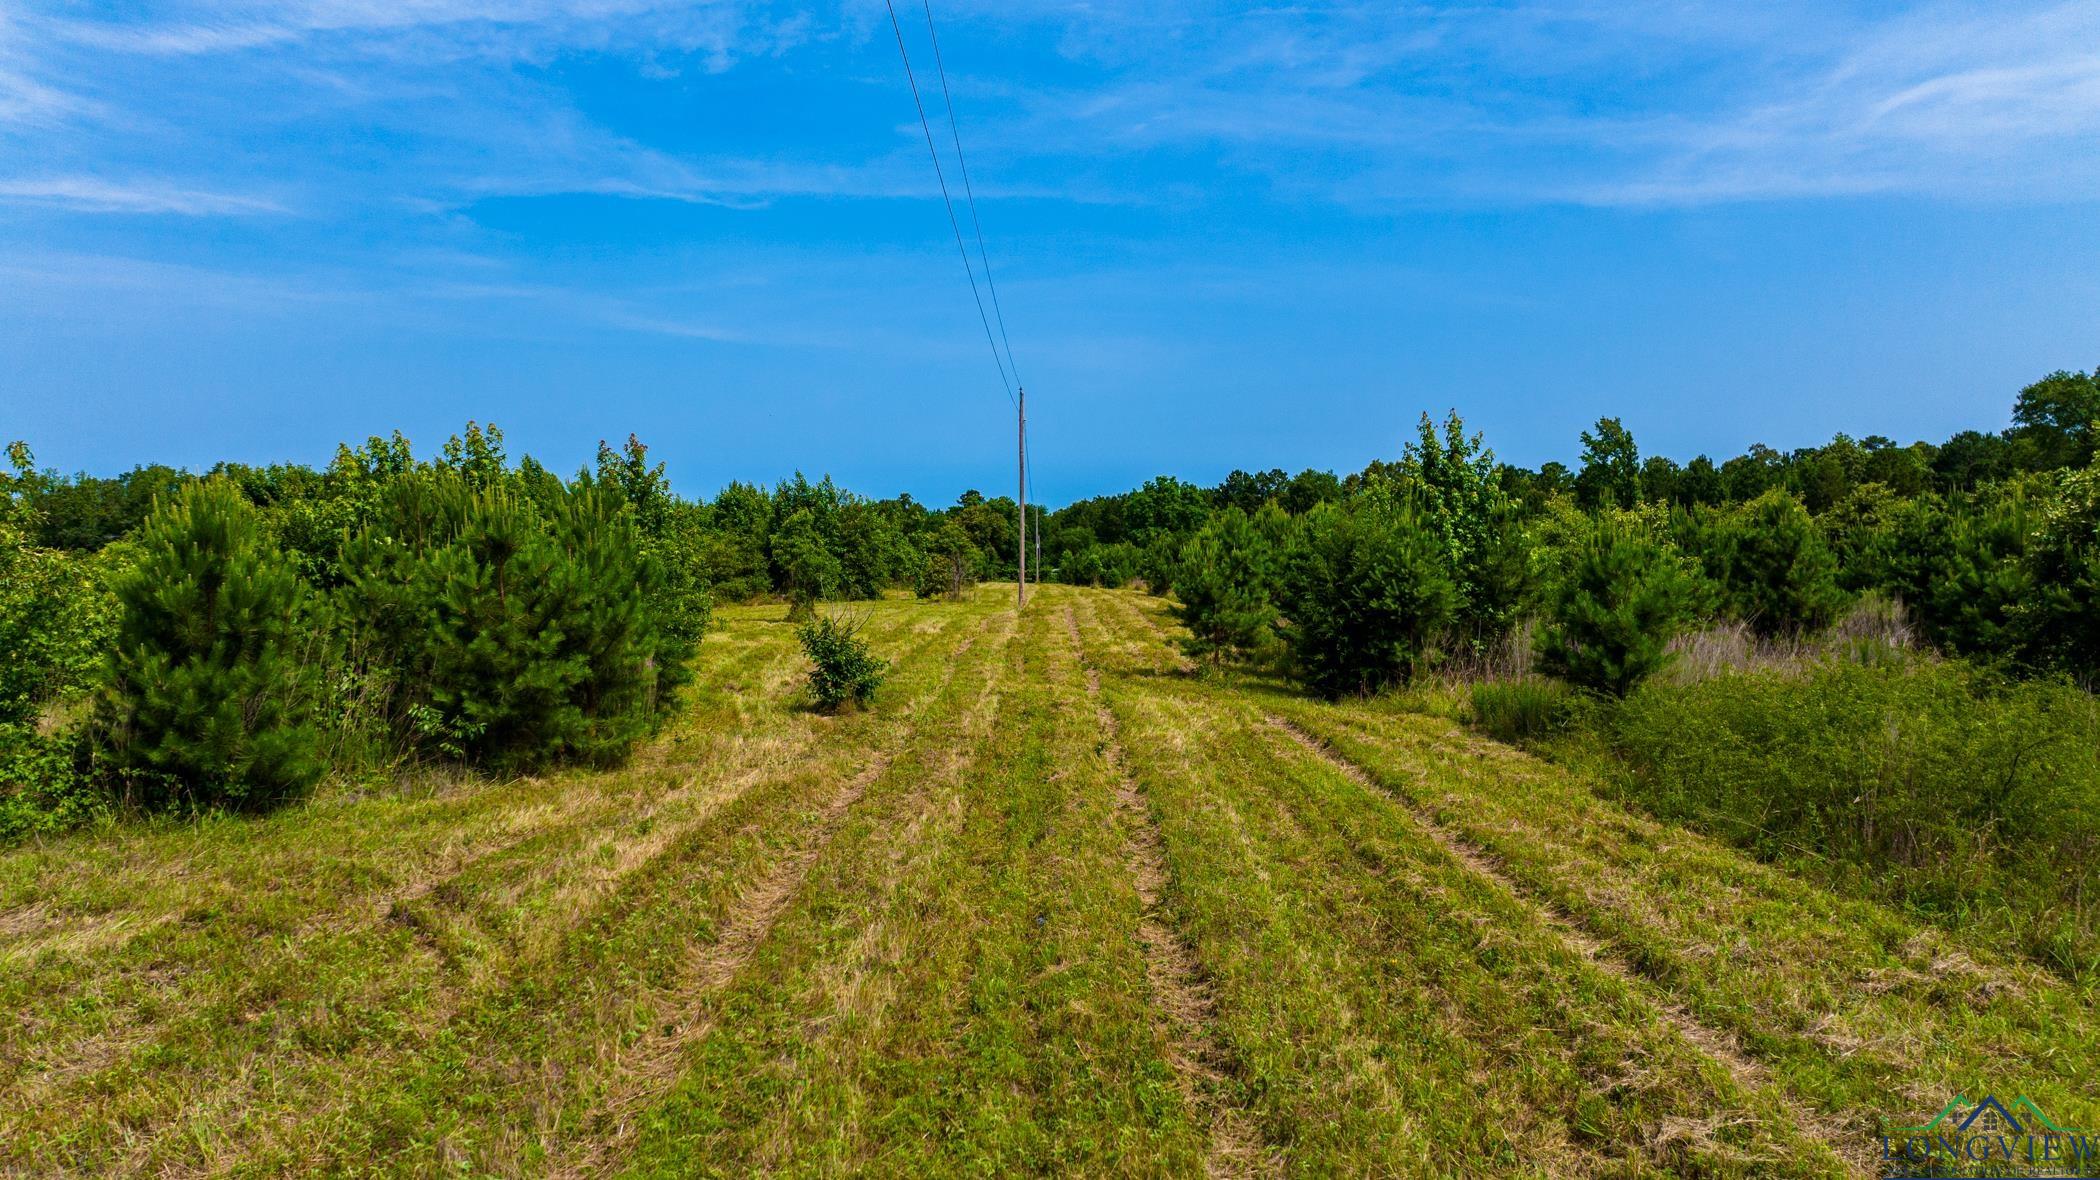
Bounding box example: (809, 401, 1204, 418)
(1064, 603, 1269, 1179)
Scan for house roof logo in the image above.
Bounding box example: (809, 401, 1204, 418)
(1896, 1093, 2076, 1138)
(1884, 1093, 2097, 1178)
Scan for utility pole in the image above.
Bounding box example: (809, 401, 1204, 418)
(1016, 386, 1027, 609)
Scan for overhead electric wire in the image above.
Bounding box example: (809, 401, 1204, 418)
(919, 0, 1019, 390)
(882, 0, 1014, 406)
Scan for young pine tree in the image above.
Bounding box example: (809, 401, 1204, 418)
(103, 478, 323, 808)
(1172, 506, 1284, 668)
(1717, 489, 1847, 637)
(1535, 526, 1706, 697)
(1277, 500, 1456, 698)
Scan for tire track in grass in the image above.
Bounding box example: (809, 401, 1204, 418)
(22, 607, 975, 1177)
(1063, 604, 1269, 1180)
(1266, 715, 1874, 1179)
(546, 612, 1006, 1177)
(613, 610, 1024, 1176)
(556, 748, 893, 1177)
(0, 628, 818, 1101)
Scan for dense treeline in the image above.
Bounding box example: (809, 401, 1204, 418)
(1039, 366, 2098, 696)
(1036, 366, 2100, 978)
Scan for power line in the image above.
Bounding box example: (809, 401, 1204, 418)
(919, 0, 1019, 389)
(881, 0, 1013, 407)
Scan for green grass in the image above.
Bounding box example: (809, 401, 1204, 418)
(4, 585, 2097, 1176)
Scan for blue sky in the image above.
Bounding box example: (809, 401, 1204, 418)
(3, 1, 2096, 504)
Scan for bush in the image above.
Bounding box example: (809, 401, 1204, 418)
(339, 472, 679, 771)
(2018, 463, 2100, 682)
(1468, 679, 1588, 745)
(799, 614, 887, 713)
(1277, 500, 1456, 698)
(1610, 659, 2100, 978)
(0, 726, 102, 841)
(1713, 490, 1846, 636)
(1535, 526, 1706, 697)
(1172, 507, 1283, 668)
(101, 478, 324, 810)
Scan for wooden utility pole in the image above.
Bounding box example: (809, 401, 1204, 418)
(1016, 386, 1027, 608)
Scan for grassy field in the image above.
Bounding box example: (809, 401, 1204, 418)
(5, 584, 2097, 1177)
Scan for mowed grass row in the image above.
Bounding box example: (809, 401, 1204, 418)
(0, 592, 1003, 1174)
(1069, 590, 1851, 1177)
(1269, 696, 2100, 1141)
(1100, 591, 2100, 1155)
(621, 588, 1206, 1177)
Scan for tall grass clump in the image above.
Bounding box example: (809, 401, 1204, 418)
(1468, 679, 1589, 745)
(1610, 658, 2100, 978)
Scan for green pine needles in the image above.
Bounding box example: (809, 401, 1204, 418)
(1535, 524, 1705, 697)
(102, 478, 324, 809)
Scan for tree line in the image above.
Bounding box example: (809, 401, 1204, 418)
(3, 365, 2095, 838)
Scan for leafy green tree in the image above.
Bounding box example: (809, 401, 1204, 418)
(1277, 500, 1456, 698)
(1389, 411, 1531, 651)
(835, 501, 915, 599)
(1279, 468, 1342, 515)
(1576, 417, 1642, 509)
(2018, 461, 2100, 680)
(771, 508, 841, 619)
(1123, 475, 1213, 543)
(1673, 455, 1725, 506)
(1, 445, 119, 729)
(913, 520, 981, 599)
(1716, 490, 1847, 636)
(1172, 507, 1283, 667)
(1536, 526, 1705, 696)
(102, 479, 323, 808)
(2012, 367, 2100, 471)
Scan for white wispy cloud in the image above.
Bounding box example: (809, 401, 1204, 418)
(0, 176, 289, 214)
(2, 0, 2095, 231)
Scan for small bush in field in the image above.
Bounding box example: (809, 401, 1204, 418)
(799, 614, 887, 713)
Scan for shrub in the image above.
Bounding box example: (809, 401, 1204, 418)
(0, 726, 103, 841)
(1535, 526, 1706, 696)
(1610, 659, 2100, 978)
(799, 613, 887, 712)
(1714, 489, 1846, 636)
(101, 478, 324, 809)
(340, 472, 678, 771)
(1172, 507, 1283, 667)
(1277, 500, 1455, 698)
